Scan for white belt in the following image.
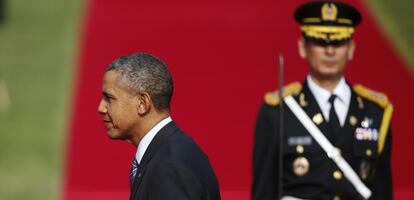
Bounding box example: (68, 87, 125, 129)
(284, 95, 372, 199)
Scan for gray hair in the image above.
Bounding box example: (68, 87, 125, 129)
(107, 53, 173, 111)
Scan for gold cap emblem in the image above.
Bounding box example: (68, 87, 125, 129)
(293, 157, 310, 176)
(321, 3, 338, 21)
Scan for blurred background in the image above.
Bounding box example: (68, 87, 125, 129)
(0, 0, 413, 199)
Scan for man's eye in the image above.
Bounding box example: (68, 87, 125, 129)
(103, 96, 111, 102)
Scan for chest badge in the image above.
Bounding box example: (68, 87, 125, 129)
(293, 157, 310, 176)
(361, 117, 373, 128)
(355, 127, 379, 141)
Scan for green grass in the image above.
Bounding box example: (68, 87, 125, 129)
(365, 0, 414, 71)
(0, 0, 83, 199)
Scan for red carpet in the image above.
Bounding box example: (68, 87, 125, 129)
(65, 0, 414, 199)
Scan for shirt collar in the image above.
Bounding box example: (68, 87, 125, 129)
(307, 75, 350, 104)
(307, 75, 331, 106)
(332, 77, 351, 105)
(135, 116, 172, 164)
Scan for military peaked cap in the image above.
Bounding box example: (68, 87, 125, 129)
(294, 1, 362, 45)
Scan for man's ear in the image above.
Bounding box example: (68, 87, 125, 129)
(347, 40, 356, 61)
(136, 92, 152, 115)
(298, 37, 307, 59)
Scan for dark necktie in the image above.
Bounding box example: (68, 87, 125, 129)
(328, 94, 341, 134)
(130, 158, 139, 187)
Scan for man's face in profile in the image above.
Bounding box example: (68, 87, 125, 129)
(98, 70, 139, 140)
(298, 38, 355, 79)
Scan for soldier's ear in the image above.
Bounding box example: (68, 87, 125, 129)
(298, 38, 307, 59)
(347, 40, 356, 61)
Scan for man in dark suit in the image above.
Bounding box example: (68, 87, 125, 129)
(98, 53, 221, 200)
(252, 1, 393, 200)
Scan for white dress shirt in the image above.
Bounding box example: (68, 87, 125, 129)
(307, 75, 351, 127)
(135, 116, 172, 164)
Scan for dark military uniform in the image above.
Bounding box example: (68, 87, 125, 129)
(252, 2, 393, 199)
(252, 81, 393, 200)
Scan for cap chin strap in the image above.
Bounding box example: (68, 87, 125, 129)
(284, 95, 372, 199)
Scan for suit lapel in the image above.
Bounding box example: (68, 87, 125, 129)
(129, 121, 178, 200)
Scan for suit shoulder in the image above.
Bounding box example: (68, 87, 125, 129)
(167, 131, 208, 160)
(353, 84, 392, 109)
(264, 82, 302, 106)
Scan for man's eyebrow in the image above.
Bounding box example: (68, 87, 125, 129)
(102, 91, 114, 98)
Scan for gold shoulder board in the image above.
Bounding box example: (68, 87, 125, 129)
(353, 84, 389, 109)
(264, 82, 302, 106)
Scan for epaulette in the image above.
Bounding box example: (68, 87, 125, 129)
(264, 82, 302, 106)
(353, 84, 390, 109)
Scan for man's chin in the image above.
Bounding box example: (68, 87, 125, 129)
(106, 129, 125, 140)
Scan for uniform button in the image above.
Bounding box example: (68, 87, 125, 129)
(333, 170, 342, 180)
(332, 195, 340, 200)
(366, 149, 372, 157)
(296, 145, 304, 154)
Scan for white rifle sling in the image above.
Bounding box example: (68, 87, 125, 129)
(284, 95, 372, 199)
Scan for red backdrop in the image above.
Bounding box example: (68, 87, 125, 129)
(64, 0, 414, 199)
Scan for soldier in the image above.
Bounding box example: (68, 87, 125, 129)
(252, 1, 393, 200)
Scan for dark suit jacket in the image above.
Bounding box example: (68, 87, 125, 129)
(252, 81, 393, 200)
(130, 121, 221, 200)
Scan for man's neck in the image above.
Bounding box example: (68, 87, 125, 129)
(129, 112, 170, 146)
(309, 74, 342, 92)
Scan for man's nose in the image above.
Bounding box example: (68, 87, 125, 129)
(97, 99, 107, 114)
(325, 45, 335, 56)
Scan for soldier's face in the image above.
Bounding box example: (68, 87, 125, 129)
(98, 70, 140, 140)
(298, 38, 355, 79)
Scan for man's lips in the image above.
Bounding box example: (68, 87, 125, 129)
(102, 120, 113, 129)
(322, 60, 337, 67)
(102, 119, 112, 125)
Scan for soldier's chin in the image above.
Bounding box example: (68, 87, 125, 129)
(318, 69, 342, 79)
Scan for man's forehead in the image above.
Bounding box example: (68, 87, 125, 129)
(102, 70, 133, 95)
(104, 70, 120, 81)
(102, 71, 120, 92)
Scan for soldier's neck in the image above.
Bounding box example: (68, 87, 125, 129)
(309, 74, 342, 92)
